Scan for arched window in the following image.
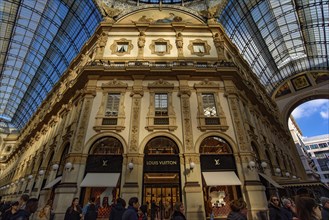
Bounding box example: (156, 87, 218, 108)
(200, 136, 232, 154)
(57, 144, 70, 177)
(144, 136, 179, 155)
(91, 137, 123, 155)
(265, 150, 274, 175)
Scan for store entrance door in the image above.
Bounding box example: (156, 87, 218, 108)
(143, 173, 180, 220)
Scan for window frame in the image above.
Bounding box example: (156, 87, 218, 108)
(94, 79, 128, 131)
(110, 38, 133, 56)
(188, 39, 211, 56)
(194, 80, 228, 131)
(146, 79, 177, 131)
(150, 38, 172, 56)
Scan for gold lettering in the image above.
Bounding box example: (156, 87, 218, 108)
(146, 161, 177, 165)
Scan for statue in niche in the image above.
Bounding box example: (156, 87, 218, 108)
(66, 69, 77, 88)
(138, 32, 146, 48)
(96, 32, 108, 57)
(176, 32, 183, 49)
(213, 33, 224, 51)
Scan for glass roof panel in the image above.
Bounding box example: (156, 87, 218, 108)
(220, 0, 329, 94)
(0, 0, 102, 130)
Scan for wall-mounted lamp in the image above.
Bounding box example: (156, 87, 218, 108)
(39, 170, 45, 175)
(275, 168, 281, 174)
(52, 163, 59, 171)
(128, 161, 134, 172)
(285, 172, 290, 177)
(292, 175, 297, 179)
(260, 161, 267, 169)
(28, 174, 33, 180)
(247, 160, 256, 171)
(189, 162, 195, 171)
(65, 162, 73, 172)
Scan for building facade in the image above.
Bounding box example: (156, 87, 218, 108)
(0, 6, 307, 220)
(303, 134, 329, 185)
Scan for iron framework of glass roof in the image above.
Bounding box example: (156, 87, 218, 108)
(220, 0, 329, 94)
(0, 0, 102, 130)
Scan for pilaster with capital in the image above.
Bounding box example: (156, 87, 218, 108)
(128, 79, 144, 153)
(223, 81, 248, 151)
(178, 81, 193, 152)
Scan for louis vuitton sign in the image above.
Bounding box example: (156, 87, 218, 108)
(144, 155, 180, 172)
(200, 155, 236, 171)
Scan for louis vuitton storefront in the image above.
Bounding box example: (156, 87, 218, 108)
(142, 137, 182, 220)
(199, 136, 242, 219)
(80, 137, 123, 218)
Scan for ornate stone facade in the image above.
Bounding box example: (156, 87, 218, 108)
(0, 6, 307, 220)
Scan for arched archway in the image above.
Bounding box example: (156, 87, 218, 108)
(142, 136, 181, 220)
(80, 136, 124, 219)
(199, 136, 242, 219)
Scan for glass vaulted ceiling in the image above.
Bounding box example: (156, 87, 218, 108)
(0, 0, 102, 130)
(220, 0, 329, 94)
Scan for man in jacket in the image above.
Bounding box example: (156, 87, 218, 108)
(122, 197, 139, 220)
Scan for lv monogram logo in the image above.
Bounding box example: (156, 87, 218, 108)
(102, 160, 108, 167)
(214, 159, 220, 165)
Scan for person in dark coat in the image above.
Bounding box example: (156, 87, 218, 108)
(320, 197, 329, 220)
(122, 197, 139, 220)
(269, 195, 282, 220)
(64, 197, 82, 220)
(227, 198, 248, 220)
(281, 198, 298, 220)
(11, 198, 39, 220)
(2, 201, 19, 220)
(109, 198, 126, 220)
(170, 202, 186, 220)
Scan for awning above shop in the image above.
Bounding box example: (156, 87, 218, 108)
(259, 173, 283, 189)
(44, 176, 62, 189)
(80, 173, 120, 187)
(202, 171, 242, 186)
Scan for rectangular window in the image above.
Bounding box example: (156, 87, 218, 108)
(155, 93, 168, 116)
(202, 93, 217, 117)
(319, 143, 328, 148)
(304, 145, 310, 150)
(155, 43, 167, 52)
(310, 144, 318, 149)
(117, 43, 128, 53)
(193, 43, 205, 53)
(105, 93, 120, 116)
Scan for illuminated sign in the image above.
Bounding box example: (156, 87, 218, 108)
(144, 155, 180, 172)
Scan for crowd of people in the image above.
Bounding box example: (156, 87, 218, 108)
(0, 194, 39, 220)
(268, 195, 329, 220)
(1, 194, 329, 220)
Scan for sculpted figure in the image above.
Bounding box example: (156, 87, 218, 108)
(176, 32, 183, 48)
(100, 2, 121, 22)
(138, 32, 146, 48)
